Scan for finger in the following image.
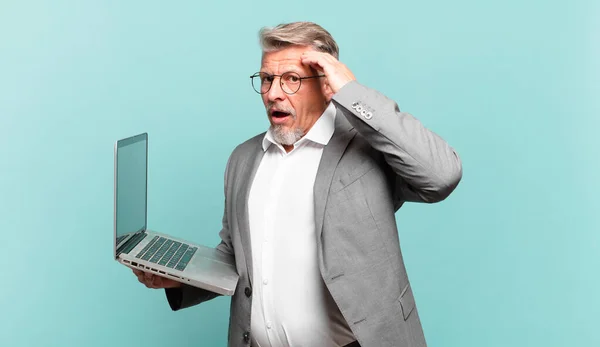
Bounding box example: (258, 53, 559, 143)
(301, 50, 329, 58)
(301, 55, 323, 69)
(302, 51, 335, 63)
(137, 273, 147, 285)
(142, 273, 154, 286)
(300, 53, 325, 69)
(151, 275, 161, 288)
(134, 269, 144, 280)
(302, 52, 342, 74)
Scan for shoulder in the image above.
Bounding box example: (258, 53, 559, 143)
(232, 132, 265, 157)
(224, 131, 265, 169)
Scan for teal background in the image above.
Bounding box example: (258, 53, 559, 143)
(1, 0, 598, 346)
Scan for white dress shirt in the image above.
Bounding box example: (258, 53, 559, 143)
(248, 102, 356, 347)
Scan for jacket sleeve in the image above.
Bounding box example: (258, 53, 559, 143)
(164, 154, 235, 310)
(331, 81, 463, 205)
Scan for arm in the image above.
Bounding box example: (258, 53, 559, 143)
(300, 51, 462, 205)
(331, 80, 462, 204)
(165, 155, 235, 311)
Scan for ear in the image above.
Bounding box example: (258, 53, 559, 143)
(321, 77, 334, 102)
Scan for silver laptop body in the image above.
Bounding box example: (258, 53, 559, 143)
(113, 132, 238, 296)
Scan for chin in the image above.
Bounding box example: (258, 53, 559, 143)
(272, 125, 303, 145)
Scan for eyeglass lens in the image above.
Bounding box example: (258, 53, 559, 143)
(252, 72, 302, 94)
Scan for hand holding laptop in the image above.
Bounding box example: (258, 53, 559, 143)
(114, 133, 239, 296)
(133, 268, 181, 289)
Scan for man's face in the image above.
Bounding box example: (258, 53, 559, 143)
(259, 46, 331, 146)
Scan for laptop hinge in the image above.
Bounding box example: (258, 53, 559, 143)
(116, 231, 147, 258)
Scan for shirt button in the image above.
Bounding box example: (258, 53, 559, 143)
(263, 279, 268, 285)
(243, 331, 250, 342)
(267, 321, 272, 329)
(244, 287, 252, 297)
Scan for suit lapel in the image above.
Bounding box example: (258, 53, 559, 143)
(314, 108, 356, 241)
(236, 137, 265, 288)
(236, 108, 355, 287)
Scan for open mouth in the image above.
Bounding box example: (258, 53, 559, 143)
(272, 111, 290, 118)
(270, 110, 292, 124)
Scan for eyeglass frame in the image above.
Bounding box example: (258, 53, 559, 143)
(249, 71, 326, 95)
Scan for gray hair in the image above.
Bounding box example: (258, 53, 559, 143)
(258, 21, 339, 59)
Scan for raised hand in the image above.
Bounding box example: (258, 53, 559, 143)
(300, 51, 356, 94)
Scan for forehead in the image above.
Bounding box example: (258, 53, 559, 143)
(260, 46, 313, 73)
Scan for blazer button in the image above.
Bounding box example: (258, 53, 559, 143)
(243, 332, 250, 343)
(245, 287, 252, 297)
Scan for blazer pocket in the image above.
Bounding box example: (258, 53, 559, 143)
(331, 160, 377, 193)
(398, 283, 416, 321)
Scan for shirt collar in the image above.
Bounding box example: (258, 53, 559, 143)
(262, 101, 337, 152)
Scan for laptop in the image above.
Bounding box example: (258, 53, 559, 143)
(113, 132, 239, 296)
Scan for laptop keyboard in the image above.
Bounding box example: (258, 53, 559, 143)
(135, 236, 197, 271)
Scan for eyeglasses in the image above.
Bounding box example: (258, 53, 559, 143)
(250, 71, 325, 95)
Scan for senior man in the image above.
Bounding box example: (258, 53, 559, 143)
(134, 21, 462, 347)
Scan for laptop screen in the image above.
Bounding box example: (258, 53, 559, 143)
(115, 133, 148, 245)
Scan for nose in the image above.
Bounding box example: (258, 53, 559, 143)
(265, 78, 286, 102)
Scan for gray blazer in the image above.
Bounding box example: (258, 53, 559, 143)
(165, 81, 463, 347)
